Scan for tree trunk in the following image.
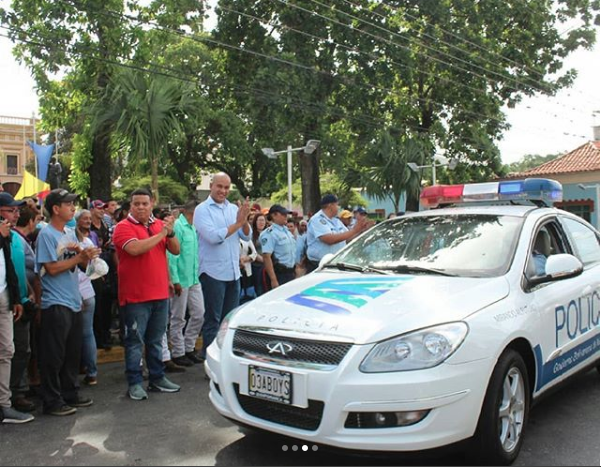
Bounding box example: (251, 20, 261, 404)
(299, 148, 321, 216)
(151, 157, 159, 203)
(89, 122, 112, 201)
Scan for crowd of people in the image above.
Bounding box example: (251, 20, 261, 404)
(0, 172, 378, 424)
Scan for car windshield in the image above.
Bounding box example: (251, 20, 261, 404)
(331, 214, 524, 278)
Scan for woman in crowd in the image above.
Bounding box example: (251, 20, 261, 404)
(74, 210, 99, 386)
(251, 213, 267, 296)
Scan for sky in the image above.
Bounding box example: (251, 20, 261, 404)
(0, 18, 599, 165)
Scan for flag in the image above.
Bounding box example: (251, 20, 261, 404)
(15, 170, 51, 200)
(28, 141, 55, 182)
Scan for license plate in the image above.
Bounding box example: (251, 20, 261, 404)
(248, 366, 293, 404)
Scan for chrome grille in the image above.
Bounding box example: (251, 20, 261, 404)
(232, 329, 352, 367)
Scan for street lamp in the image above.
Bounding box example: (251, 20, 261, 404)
(408, 154, 458, 185)
(262, 140, 321, 210)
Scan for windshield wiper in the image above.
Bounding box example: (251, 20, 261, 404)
(386, 265, 458, 277)
(323, 262, 392, 275)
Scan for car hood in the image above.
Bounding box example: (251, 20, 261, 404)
(230, 271, 510, 344)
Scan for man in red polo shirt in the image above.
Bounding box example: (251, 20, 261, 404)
(112, 188, 181, 401)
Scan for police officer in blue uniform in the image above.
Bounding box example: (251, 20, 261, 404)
(305, 194, 371, 273)
(260, 205, 298, 289)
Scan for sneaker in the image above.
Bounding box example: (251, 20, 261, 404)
(185, 351, 205, 364)
(128, 384, 148, 401)
(12, 395, 36, 413)
(164, 360, 186, 373)
(64, 397, 93, 408)
(172, 355, 194, 367)
(1, 407, 35, 424)
(148, 377, 181, 393)
(44, 405, 77, 416)
(83, 375, 98, 386)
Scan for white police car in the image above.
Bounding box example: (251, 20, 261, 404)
(205, 179, 600, 464)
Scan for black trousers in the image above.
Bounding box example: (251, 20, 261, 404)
(276, 270, 296, 286)
(10, 319, 30, 395)
(39, 306, 82, 411)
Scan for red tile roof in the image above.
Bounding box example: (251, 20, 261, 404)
(522, 141, 600, 176)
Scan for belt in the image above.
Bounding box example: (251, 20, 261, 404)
(274, 263, 295, 273)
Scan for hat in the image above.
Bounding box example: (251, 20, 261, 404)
(251, 203, 262, 212)
(339, 209, 353, 219)
(355, 207, 367, 215)
(0, 192, 26, 208)
(261, 207, 270, 215)
(320, 194, 339, 206)
(44, 189, 78, 214)
(89, 199, 108, 210)
(268, 204, 291, 216)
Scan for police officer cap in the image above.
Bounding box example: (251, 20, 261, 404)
(320, 194, 338, 206)
(268, 204, 291, 216)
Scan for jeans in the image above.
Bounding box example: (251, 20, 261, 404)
(251, 264, 265, 297)
(81, 297, 97, 377)
(169, 283, 205, 358)
(0, 290, 14, 409)
(200, 274, 240, 357)
(39, 305, 82, 411)
(123, 300, 169, 386)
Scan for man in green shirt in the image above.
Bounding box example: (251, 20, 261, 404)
(168, 201, 205, 366)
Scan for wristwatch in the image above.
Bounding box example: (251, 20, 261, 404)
(166, 231, 176, 238)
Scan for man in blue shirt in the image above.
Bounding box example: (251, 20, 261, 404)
(306, 194, 371, 272)
(260, 205, 297, 289)
(36, 189, 100, 416)
(193, 173, 251, 357)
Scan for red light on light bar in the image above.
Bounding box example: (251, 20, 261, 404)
(420, 185, 465, 208)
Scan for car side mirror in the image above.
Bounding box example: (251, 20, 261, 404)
(528, 254, 584, 287)
(318, 253, 336, 270)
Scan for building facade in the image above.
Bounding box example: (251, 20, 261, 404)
(521, 137, 600, 230)
(0, 115, 37, 195)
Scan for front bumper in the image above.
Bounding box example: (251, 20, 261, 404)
(205, 335, 493, 452)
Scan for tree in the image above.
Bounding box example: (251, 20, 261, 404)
(93, 69, 197, 202)
(348, 131, 430, 214)
(506, 153, 562, 174)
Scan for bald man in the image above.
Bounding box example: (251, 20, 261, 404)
(193, 173, 251, 358)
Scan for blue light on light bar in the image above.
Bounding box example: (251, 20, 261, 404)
(499, 181, 524, 196)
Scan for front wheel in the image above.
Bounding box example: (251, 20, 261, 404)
(470, 349, 530, 465)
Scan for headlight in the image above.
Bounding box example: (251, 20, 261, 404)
(359, 322, 469, 373)
(215, 305, 245, 349)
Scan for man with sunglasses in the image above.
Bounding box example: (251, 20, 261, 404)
(36, 189, 101, 416)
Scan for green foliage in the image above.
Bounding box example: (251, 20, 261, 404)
(271, 173, 367, 212)
(68, 130, 93, 197)
(506, 153, 562, 174)
(112, 175, 190, 205)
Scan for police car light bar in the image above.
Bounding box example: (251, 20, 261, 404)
(420, 178, 563, 209)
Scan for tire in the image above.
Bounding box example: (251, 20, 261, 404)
(470, 349, 530, 465)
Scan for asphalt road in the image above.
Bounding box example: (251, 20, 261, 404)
(0, 361, 598, 466)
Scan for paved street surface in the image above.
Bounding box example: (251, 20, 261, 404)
(1, 362, 598, 466)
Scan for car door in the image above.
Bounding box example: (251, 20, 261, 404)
(523, 217, 592, 395)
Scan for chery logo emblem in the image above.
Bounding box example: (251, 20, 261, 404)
(266, 341, 293, 356)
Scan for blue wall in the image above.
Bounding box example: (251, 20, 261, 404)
(360, 190, 407, 217)
(561, 182, 599, 230)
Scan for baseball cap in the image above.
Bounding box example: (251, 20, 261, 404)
(339, 209, 353, 219)
(0, 192, 26, 208)
(320, 194, 338, 206)
(268, 204, 291, 216)
(45, 189, 78, 214)
(355, 207, 367, 215)
(89, 199, 108, 210)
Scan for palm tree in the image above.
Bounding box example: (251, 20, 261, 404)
(93, 70, 196, 202)
(359, 131, 430, 214)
